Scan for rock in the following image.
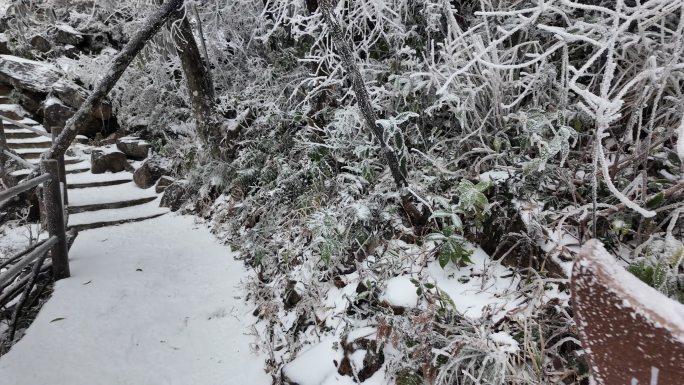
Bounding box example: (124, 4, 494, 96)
(83, 32, 109, 54)
(283, 280, 301, 310)
(42, 97, 75, 132)
(116, 136, 151, 160)
(160, 180, 188, 212)
(0, 55, 62, 93)
(90, 149, 130, 174)
(62, 44, 79, 59)
(0, 103, 29, 120)
(0, 33, 9, 55)
(52, 78, 85, 108)
(133, 156, 170, 189)
(15, 89, 43, 115)
(30, 35, 51, 53)
(54, 24, 83, 46)
(155, 175, 174, 193)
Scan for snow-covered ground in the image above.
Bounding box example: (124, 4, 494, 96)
(0, 215, 270, 385)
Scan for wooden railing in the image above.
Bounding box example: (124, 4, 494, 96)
(0, 117, 71, 310)
(572, 240, 684, 384)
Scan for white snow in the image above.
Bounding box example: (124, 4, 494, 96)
(67, 198, 169, 227)
(478, 170, 513, 184)
(380, 275, 419, 308)
(0, 104, 29, 117)
(6, 136, 52, 144)
(427, 246, 521, 319)
(281, 337, 343, 385)
(0, 215, 271, 385)
(68, 182, 157, 207)
(489, 331, 519, 353)
(67, 170, 133, 184)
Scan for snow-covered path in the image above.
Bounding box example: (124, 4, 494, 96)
(0, 215, 270, 385)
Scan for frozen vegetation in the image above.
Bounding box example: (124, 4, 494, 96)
(1, 0, 684, 384)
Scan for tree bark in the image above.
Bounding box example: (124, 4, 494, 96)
(42, 0, 185, 162)
(319, 0, 429, 225)
(319, 0, 407, 190)
(170, 10, 223, 160)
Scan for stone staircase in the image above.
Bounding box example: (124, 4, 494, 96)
(1, 91, 169, 231)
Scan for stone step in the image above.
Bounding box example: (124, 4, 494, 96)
(0, 96, 11, 104)
(67, 182, 158, 213)
(13, 148, 43, 159)
(25, 156, 83, 165)
(66, 171, 133, 189)
(67, 199, 169, 231)
(0, 84, 11, 96)
(9, 160, 90, 179)
(68, 196, 157, 214)
(3, 130, 45, 140)
(7, 137, 52, 149)
(0, 104, 30, 120)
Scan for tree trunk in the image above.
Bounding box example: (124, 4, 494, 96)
(42, 0, 185, 162)
(170, 11, 223, 160)
(319, 0, 407, 190)
(319, 0, 428, 225)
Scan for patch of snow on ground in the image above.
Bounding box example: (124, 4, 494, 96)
(282, 336, 343, 385)
(0, 215, 270, 385)
(380, 275, 418, 308)
(489, 331, 519, 353)
(427, 246, 521, 319)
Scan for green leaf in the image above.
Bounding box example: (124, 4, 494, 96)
(646, 192, 664, 209)
(423, 283, 435, 289)
(399, 156, 408, 178)
(394, 131, 404, 150)
(438, 249, 450, 269)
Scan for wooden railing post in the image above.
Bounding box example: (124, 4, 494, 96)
(41, 159, 70, 280)
(50, 125, 68, 205)
(0, 119, 7, 184)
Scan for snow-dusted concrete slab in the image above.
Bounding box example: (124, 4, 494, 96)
(67, 198, 169, 230)
(67, 170, 133, 184)
(0, 215, 270, 385)
(68, 182, 157, 207)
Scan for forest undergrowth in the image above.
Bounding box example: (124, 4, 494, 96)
(4, 0, 684, 383)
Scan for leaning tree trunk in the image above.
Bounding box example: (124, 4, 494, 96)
(319, 0, 427, 225)
(42, 0, 185, 162)
(170, 10, 223, 160)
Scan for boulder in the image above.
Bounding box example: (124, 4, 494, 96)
(54, 24, 83, 46)
(83, 32, 109, 54)
(160, 180, 188, 212)
(30, 35, 51, 53)
(42, 97, 75, 132)
(90, 149, 130, 174)
(0, 103, 29, 120)
(133, 156, 170, 189)
(0, 55, 62, 93)
(155, 175, 175, 193)
(0, 33, 9, 55)
(116, 136, 151, 160)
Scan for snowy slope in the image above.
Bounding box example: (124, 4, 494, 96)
(0, 215, 270, 385)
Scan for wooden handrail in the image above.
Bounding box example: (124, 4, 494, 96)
(3, 149, 37, 170)
(0, 115, 50, 137)
(0, 236, 58, 288)
(0, 173, 50, 202)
